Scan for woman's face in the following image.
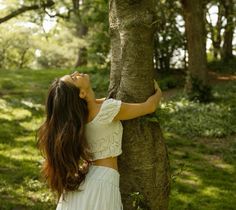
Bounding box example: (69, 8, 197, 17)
(61, 71, 90, 89)
(60, 71, 91, 98)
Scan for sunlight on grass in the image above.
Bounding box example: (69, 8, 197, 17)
(175, 193, 193, 203)
(20, 117, 44, 131)
(203, 154, 235, 173)
(21, 99, 44, 111)
(15, 136, 35, 143)
(0, 98, 32, 120)
(12, 108, 32, 120)
(1, 147, 37, 161)
(0, 134, 40, 162)
(178, 170, 202, 187)
(201, 186, 221, 199)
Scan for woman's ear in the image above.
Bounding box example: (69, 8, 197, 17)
(79, 89, 87, 99)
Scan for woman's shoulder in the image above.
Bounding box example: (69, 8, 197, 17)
(90, 98, 122, 125)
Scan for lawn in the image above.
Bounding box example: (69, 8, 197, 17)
(0, 69, 235, 210)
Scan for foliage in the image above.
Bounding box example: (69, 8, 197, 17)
(0, 25, 36, 69)
(35, 24, 80, 68)
(79, 0, 110, 67)
(187, 76, 213, 102)
(207, 57, 236, 74)
(157, 71, 185, 90)
(129, 192, 150, 210)
(158, 76, 179, 90)
(154, 0, 185, 70)
(1, 0, 234, 72)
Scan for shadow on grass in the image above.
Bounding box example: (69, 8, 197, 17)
(167, 132, 236, 210)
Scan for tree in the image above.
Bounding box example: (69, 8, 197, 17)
(108, 0, 170, 209)
(181, 0, 211, 102)
(35, 25, 80, 69)
(0, 0, 110, 69)
(221, 0, 235, 62)
(153, 0, 185, 72)
(0, 25, 35, 69)
(206, 2, 224, 60)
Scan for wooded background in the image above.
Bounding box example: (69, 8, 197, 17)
(0, 0, 235, 210)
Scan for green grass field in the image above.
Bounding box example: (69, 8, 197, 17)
(0, 69, 235, 210)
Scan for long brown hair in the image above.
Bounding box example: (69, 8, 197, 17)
(37, 78, 92, 198)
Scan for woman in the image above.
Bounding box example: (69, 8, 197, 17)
(37, 71, 162, 210)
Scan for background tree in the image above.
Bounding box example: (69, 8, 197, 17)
(0, 0, 110, 69)
(221, 0, 235, 62)
(35, 24, 79, 68)
(206, 1, 224, 60)
(181, 0, 212, 102)
(0, 25, 35, 69)
(154, 0, 185, 72)
(108, 0, 170, 209)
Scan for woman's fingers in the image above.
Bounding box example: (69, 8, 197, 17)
(153, 79, 161, 91)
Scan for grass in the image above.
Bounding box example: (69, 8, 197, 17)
(158, 80, 236, 209)
(0, 68, 235, 209)
(167, 133, 236, 210)
(156, 81, 236, 138)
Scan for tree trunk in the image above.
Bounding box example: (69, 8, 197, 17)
(207, 3, 223, 60)
(108, 1, 170, 209)
(74, 0, 88, 67)
(181, 0, 210, 102)
(19, 48, 28, 69)
(214, 3, 223, 60)
(75, 24, 88, 67)
(221, 0, 234, 62)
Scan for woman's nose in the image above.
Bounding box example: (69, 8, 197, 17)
(71, 71, 78, 76)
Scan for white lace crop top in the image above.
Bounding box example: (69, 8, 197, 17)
(85, 98, 123, 161)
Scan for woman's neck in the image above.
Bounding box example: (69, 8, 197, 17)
(85, 89, 100, 122)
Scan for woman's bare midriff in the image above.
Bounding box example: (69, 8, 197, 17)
(91, 156, 118, 171)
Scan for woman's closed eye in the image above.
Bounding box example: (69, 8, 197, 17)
(72, 76, 79, 80)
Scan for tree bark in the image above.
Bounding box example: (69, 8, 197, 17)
(181, 0, 210, 101)
(221, 0, 234, 62)
(108, 0, 170, 209)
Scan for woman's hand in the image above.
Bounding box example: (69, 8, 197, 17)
(113, 80, 162, 121)
(146, 80, 162, 112)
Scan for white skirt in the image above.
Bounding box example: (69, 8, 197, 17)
(56, 165, 123, 210)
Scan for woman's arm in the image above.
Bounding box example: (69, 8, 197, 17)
(114, 81, 162, 121)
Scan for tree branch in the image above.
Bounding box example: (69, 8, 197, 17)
(43, 8, 74, 20)
(0, 0, 55, 24)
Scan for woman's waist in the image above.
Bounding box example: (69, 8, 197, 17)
(80, 164, 120, 189)
(90, 156, 118, 171)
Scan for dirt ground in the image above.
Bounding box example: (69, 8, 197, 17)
(162, 70, 236, 101)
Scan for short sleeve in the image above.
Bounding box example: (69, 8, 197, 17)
(95, 98, 122, 124)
